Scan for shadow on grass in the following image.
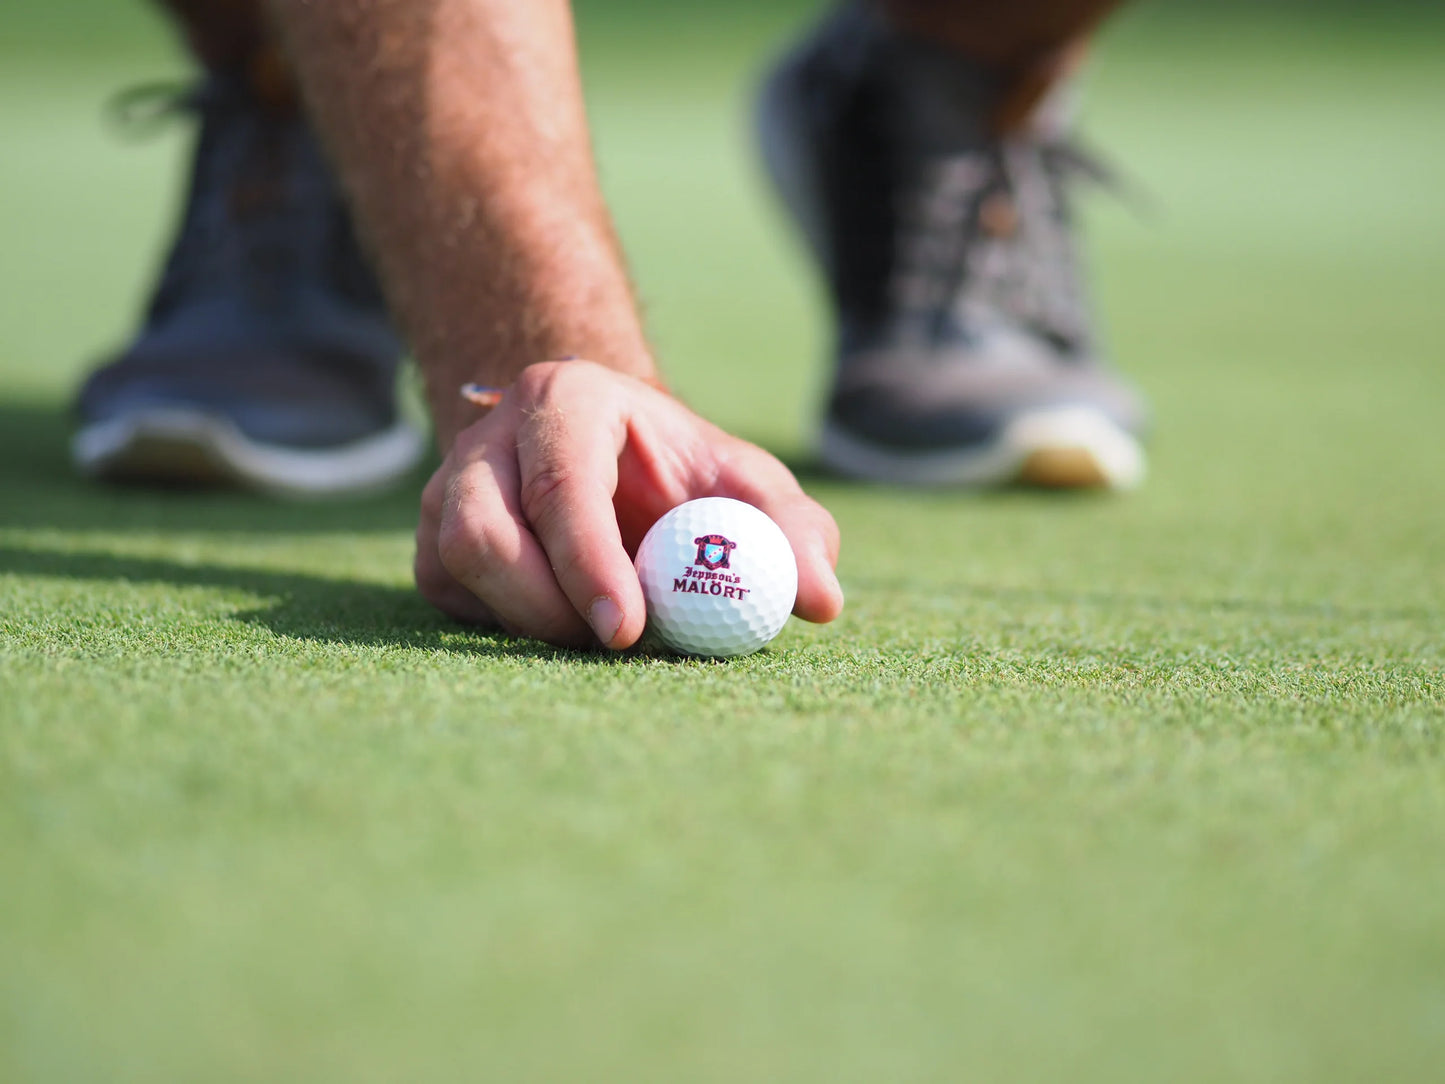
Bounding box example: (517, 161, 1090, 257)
(0, 543, 675, 665)
(0, 403, 1063, 541)
(0, 403, 432, 535)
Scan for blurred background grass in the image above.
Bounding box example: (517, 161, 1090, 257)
(3, 3, 1444, 1082)
(3, 0, 1443, 448)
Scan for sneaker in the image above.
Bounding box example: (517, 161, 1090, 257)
(73, 75, 426, 498)
(757, 2, 1147, 489)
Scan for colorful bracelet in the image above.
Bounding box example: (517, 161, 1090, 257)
(459, 383, 505, 408)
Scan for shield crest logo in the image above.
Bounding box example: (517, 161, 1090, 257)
(693, 534, 736, 571)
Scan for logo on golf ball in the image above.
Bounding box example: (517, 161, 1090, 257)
(692, 534, 736, 571)
(672, 533, 750, 600)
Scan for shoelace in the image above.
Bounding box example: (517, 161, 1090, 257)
(108, 78, 304, 314)
(890, 134, 1139, 354)
(106, 81, 207, 139)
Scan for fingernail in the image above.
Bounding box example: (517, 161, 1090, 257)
(587, 596, 624, 646)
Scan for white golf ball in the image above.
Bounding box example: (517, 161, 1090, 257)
(634, 497, 799, 658)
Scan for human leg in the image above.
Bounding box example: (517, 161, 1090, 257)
(72, 0, 423, 497)
(881, 0, 1124, 130)
(758, 0, 1146, 488)
(879, 0, 1122, 69)
(153, 0, 270, 72)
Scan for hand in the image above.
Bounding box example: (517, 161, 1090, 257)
(415, 361, 844, 649)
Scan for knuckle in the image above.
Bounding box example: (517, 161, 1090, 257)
(436, 504, 495, 580)
(515, 358, 609, 405)
(517, 464, 574, 531)
(513, 361, 567, 401)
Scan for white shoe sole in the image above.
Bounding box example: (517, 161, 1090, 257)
(72, 408, 427, 499)
(820, 405, 1146, 490)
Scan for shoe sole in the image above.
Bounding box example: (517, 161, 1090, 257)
(72, 408, 427, 499)
(820, 405, 1146, 490)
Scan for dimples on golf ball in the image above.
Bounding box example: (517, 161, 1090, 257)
(635, 497, 798, 658)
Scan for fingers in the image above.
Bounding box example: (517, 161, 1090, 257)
(418, 362, 648, 650)
(434, 425, 596, 647)
(513, 370, 648, 649)
(415, 360, 843, 650)
(715, 455, 844, 625)
(415, 464, 496, 624)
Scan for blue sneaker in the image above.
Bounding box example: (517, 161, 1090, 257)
(73, 75, 425, 498)
(757, 2, 1147, 488)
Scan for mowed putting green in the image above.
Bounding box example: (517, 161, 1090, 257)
(2, 4, 1444, 1081)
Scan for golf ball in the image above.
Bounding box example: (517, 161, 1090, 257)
(634, 497, 798, 658)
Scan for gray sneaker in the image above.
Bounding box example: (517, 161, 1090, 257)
(757, 2, 1147, 488)
(73, 75, 425, 498)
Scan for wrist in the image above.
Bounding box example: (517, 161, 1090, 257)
(430, 353, 666, 451)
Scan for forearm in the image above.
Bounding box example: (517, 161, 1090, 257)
(267, 0, 655, 447)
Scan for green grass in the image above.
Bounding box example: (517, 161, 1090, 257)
(3, 5, 1445, 1081)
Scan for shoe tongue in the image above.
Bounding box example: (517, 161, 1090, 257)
(877, 31, 1004, 153)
